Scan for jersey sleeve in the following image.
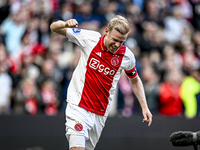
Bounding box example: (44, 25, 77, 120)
(66, 28, 101, 49)
(124, 48, 138, 78)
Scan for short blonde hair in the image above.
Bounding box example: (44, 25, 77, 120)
(107, 15, 130, 35)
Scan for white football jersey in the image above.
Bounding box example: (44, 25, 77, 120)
(66, 28, 137, 116)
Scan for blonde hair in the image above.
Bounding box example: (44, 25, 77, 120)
(107, 15, 130, 35)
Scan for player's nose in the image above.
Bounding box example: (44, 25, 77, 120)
(115, 42, 120, 48)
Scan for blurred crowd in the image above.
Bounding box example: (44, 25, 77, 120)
(0, 0, 199, 118)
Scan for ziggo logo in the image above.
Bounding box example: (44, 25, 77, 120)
(89, 58, 115, 75)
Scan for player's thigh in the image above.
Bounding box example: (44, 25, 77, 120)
(65, 103, 89, 138)
(85, 115, 107, 150)
(65, 103, 90, 149)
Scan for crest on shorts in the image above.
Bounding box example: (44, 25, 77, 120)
(74, 122, 83, 132)
(111, 56, 119, 66)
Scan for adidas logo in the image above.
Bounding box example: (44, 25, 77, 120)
(95, 52, 101, 57)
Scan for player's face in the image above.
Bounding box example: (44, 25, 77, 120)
(104, 28, 128, 53)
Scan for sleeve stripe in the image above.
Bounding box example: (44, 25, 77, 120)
(125, 67, 138, 78)
(125, 67, 136, 73)
(127, 72, 138, 78)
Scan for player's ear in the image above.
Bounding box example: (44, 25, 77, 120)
(105, 27, 109, 35)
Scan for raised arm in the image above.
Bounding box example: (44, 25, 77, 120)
(50, 19, 78, 36)
(129, 76, 153, 126)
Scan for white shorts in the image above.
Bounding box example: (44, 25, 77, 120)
(65, 102, 107, 150)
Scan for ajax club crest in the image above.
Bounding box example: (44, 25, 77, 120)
(74, 122, 83, 132)
(111, 56, 119, 66)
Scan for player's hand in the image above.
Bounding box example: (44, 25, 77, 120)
(142, 109, 152, 126)
(65, 19, 78, 28)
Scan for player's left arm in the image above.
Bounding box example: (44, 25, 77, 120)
(129, 76, 153, 126)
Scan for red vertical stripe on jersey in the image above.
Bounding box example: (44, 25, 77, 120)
(78, 36, 126, 116)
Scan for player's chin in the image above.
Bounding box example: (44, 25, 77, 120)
(108, 47, 116, 53)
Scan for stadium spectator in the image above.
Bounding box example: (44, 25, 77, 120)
(0, 62, 12, 114)
(141, 64, 160, 114)
(104, 1, 119, 22)
(58, 2, 74, 21)
(162, 44, 183, 78)
(74, 2, 101, 28)
(180, 62, 200, 118)
(37, 18, 51, 47)
(143, 0, 164, 26)
(164, 5, 189, 43)
(158, 70, 184, 116)
(1, 7, 28, 55)
(13, 77, 42, 115)
(36, 58, 62, 104)
(0, 43, 15, 74)
(181, 42, 199, 74)
(137, 21, 161, 53)
(41, 79, 59, 115)
(10, 30, 40, 77)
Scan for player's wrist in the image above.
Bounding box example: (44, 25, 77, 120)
(64, 21, 68, 28)
(57, 21, 66, 28)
